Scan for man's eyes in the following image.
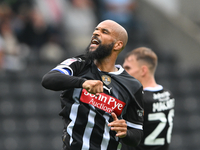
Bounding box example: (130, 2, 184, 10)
(124, 67, 129, 70)
(103, 30, 108, 34)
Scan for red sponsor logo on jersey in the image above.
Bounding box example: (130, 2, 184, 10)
(80, 89, 125, 116)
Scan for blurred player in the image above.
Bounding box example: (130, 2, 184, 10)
(122, 47, 175, 150)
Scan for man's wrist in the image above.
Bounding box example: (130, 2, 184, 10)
(79, 78, 87, 88)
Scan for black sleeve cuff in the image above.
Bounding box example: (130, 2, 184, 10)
(121, 128, 143, 147)
(78, 77, 87, 88)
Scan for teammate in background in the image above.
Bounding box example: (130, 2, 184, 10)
(41, 20, 144, 150)
(122, 47, 175, 150)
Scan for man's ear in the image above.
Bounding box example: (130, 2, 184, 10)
(113, 41, 123, 51)
(141, 65, 148, 77)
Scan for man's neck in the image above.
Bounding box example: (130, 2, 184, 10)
(94, 59, 117, 72)
(142, 77, 158, 89)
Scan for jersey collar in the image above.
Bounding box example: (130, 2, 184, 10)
(97, 64, 124, 75)
(144, 85, 163, 92)
(108, 65, 124, 75)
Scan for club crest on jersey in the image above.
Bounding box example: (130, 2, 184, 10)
(101, 75, 111, 85)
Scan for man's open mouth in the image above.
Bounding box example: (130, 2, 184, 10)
(91, 37, 100, 45)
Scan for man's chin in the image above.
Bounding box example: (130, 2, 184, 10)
(89, 46, 98, 52)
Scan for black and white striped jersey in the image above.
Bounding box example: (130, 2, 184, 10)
(52, 56, 144, 150)
(122, 85, 175, 150)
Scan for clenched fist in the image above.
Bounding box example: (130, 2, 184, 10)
(82, 80, 103, 95)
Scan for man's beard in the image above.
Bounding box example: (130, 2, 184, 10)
(85, 42, 114, 61)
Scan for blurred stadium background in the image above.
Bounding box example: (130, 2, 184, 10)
(0, 0, 200, 150)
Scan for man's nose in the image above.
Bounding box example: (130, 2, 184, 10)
(93, 30, 100, 36)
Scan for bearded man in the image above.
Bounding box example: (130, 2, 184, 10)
(41, 20, 144, 150)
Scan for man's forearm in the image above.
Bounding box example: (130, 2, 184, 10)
(41, 70, 86, 91)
